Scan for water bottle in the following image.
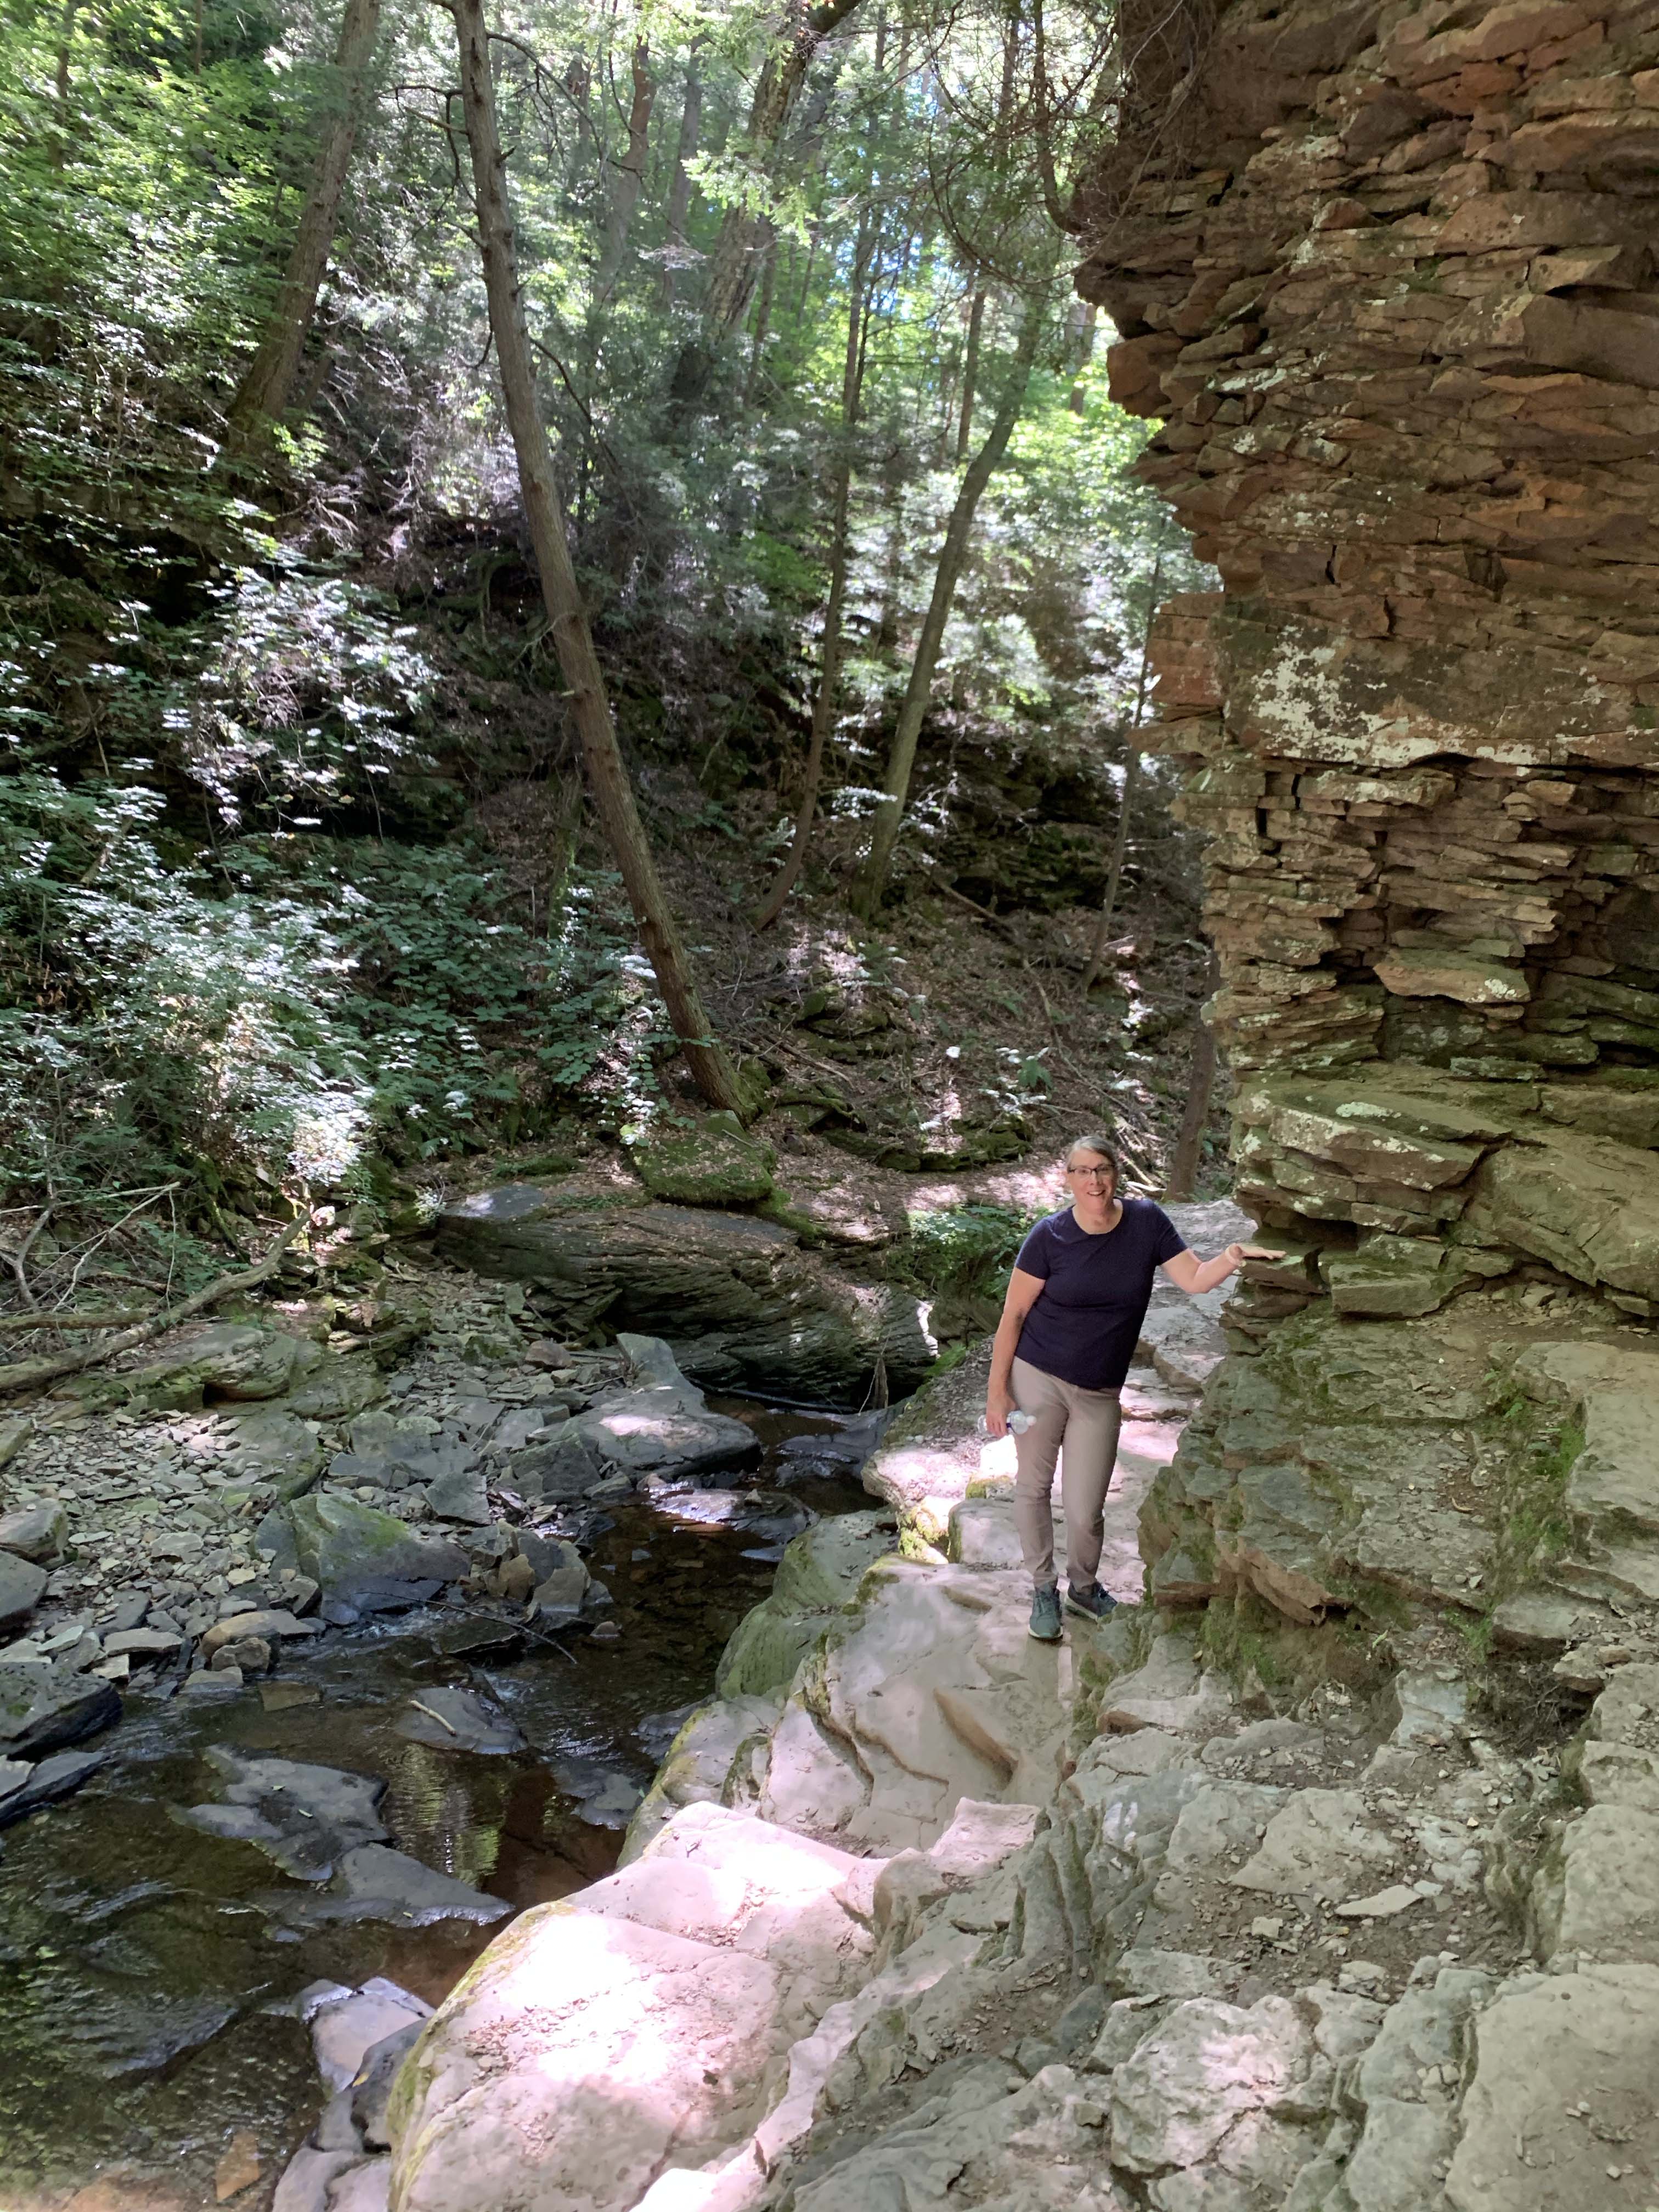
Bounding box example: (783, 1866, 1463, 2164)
(977, 1411, 1034, 1436)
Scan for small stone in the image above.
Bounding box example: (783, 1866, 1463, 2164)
(101, 1627, 182, 1660)
(92, 1654, 130, 1683)
(184, 1666, 242, 1692)
(1336, 1884, 1424, 1920)
(1250, 1916, 1283, 1939)
(589, 1619, 622, 1643)
(213, 1637, 272, 1674)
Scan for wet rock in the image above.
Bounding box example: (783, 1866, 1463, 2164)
(436, 1188, 929, 1408)
(177, 1749, 390, 1878)
(0, 1747, 106, 1826)
(529, 1537, 588, 1621)
(0, 1552, 48, 1634)
(200, 1607, 324, 1657)
(284, 1493, 467, 1606)
(0, 1501, 67, 1564)
(101, 1626, 182, 1661)
(213, 1634, 273, 1674)
(552, 1754, 646, 1827)
(394, 1686, 524, 1754)
(0, 1658, 120, 1758)
(309, 1978, 433, 2092)
(351, 2021, 425, 2149)
(266, 1842, 511, 1928)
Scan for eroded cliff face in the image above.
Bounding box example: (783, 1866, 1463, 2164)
(1079, 0, 1659, 1639)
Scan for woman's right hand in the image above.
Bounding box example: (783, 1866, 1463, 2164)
(985, 1384, 1015, 1440)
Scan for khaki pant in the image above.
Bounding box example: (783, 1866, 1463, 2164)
(1011, 1356, 1123, 1590)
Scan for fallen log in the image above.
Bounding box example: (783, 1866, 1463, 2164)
(0, 1214, 309, 1398)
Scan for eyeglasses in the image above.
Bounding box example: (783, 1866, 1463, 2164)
(1066, 1166, 1114, 1182)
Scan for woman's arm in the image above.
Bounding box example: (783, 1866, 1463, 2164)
(985, 1267, 1046, 1437)
(1161, 1242, 1282, 1297)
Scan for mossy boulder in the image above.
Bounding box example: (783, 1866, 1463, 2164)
(715, 1511, 896, 1698)
(628, 1113, 776, 1205)
(284, 1493, 469, 1604)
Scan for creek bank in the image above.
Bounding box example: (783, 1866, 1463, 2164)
(0, 1248, 896, 2205)
(368, 1233, 1659, 2212)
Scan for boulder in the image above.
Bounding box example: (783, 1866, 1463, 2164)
(0, 1658, 120, 1759)
(436, 1188, 929, 1408)
(715, 1511, 895, 1698)
(628, 1113, 776, 1205)
(506, 1338, 758, 1501)
(386, 1804, 876, 2212)
(284, 1494, 468, 1606)
(0, 1501, 66, 1564)
(0, 1551, 47, 1634)
(127, 1321, 320, 1407)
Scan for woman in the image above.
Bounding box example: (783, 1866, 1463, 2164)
(985, 1135, 1277, 1643)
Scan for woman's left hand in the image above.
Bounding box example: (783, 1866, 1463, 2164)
(1225, 1241, 1284, 1271)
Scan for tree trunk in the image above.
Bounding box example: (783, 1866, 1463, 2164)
(1166, 957, 1220, 1198)
(854, 297, 1043, 915)
(222, 0, 382, 460)
(742, 230, 778, 405)
(753, 216, 874, 930)
(1068, 302, 1097, 412)
(659, 55, 702, 304)
(594, 38, 654, 305)
(699, 0, 862, 336)
(52, 0, 76, 163)
(449, 0, 743, 1114)
(1083, 543, 1164, 989)
(955, 287, 986, 459)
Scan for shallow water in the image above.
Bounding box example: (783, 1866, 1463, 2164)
(0, 1402, 879, 2209)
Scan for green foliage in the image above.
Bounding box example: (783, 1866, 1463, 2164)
(897, 1201, 1035, 1341)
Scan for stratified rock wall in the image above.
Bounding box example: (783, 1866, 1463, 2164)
(1079, 0, 1659, 1324)
(1084, 0, 1659, 1628)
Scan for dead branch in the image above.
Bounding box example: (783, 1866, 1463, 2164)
(0, 1213, 310, 1399)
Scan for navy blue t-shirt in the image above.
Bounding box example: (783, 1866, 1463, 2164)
(1012, 1199, 1188, 1392)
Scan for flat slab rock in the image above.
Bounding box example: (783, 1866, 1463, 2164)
(176, 1748, 390, 1880)
(0, 1659, 120, 1760)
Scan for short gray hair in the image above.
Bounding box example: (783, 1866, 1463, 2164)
(1064, 1134, 1121, 1181)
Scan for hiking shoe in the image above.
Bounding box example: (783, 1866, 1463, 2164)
(1065, 1581, 1118, 1623)
(1029, 1584, 1063, 1642)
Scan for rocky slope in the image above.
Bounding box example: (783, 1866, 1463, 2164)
(273, 1260, 1659, 2212)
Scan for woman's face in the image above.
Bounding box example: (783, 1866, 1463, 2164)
(1065, 1152, 1116, 1202)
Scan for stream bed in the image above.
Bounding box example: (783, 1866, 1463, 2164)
(0, 1400, 882, 2210)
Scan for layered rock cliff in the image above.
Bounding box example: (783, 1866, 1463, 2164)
(1078, 0, 1659, 1646)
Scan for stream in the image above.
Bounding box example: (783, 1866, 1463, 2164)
(0, 1398, 882, 2209)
